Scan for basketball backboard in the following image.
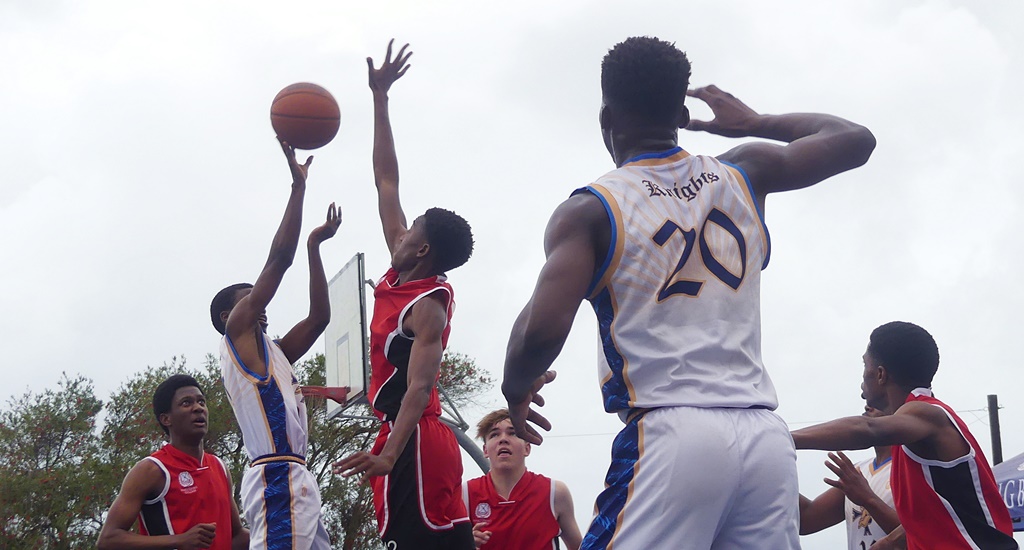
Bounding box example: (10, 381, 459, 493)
(324, 252, 370, 419)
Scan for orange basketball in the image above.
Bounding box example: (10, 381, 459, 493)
(270, 83, 340, 150)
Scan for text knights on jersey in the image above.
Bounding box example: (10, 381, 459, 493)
(644, 172, 720, 201)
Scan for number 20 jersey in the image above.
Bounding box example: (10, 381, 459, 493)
(574, 147, 777, 415)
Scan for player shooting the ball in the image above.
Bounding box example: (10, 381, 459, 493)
(210, 137, 339, 550)
(333, 40, 476, 550)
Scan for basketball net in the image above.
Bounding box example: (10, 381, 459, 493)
(300, 386, 351, 409)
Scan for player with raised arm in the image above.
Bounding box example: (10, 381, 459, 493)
(501, 36, 875, 549)
(792, 322, 1017, 550)
(209, 137, 340, 550)
(799, 407, 900, 550)
(332, 40, 475, 550)
(97, 374, 248, 550)
(464, 409, 582, 550)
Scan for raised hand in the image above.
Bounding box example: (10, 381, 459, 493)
(367, 39, 412, 94)
(685, 85, 761, 138)
(823, 451, 874, 505)
(278, 136, 313, 185)
(506, 370, 557, 445)
(308, 202, 341, 245)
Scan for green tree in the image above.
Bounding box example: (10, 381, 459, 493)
(0, 374, 104, 548)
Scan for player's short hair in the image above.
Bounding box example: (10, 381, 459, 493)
(153, 374, 204, 435)
(476, 408, 511, 442)
(868, 321, 940, 389)
(210, 283, 253, 335)
(423, 207, 474, 274)
(601, 36, 692, 124)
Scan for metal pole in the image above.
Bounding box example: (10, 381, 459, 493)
(441, 417, 490, 474)
(988, 394, 1003, 465)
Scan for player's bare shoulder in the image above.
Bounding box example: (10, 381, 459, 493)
(544, 192, 609, 258)
(124, 456, 166, 498)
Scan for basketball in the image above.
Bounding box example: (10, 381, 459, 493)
(270, 83, 340, 150)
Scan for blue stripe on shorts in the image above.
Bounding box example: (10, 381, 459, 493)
(582, 412, 642, 549)
(263, 462, 294, 549)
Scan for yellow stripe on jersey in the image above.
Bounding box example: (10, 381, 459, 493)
(225, 335, 274, 385)
(724, 164, 768, 264)
(587, 183, 626, 301)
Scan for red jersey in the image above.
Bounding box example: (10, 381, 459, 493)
(891, 389, 1017, 549)
(463, 471, 561, 550)
(368, 267, 453, 422)
(138, 445, 234, 549)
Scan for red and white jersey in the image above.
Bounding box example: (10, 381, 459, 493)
(368, 267, 453, 422)
(891, 388, 1017, 549)
(463, 471, 560, 550)
(574, 147, 776, 415)
(845, 457, 893, 550)
(138, 445, 233, 550)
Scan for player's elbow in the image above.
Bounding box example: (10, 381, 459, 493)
(267, 249, 296, 271)
(404, 380, 434, 407)
(308, 314, 330, 334)
(96, 530, 118, 550)
(373, 174, 398, 191)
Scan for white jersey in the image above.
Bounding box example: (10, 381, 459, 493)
(219, 332, 309, 461)
(220, 333, 330, 549)
(845, 457, 893, 550)
(575, 147, 776, 414)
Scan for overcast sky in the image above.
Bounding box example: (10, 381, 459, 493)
(2, 0, 1022, 547)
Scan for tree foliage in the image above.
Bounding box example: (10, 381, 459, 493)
(0, 374, 104, 548)
(0, 350, 491, 549)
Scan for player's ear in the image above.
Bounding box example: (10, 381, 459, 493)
(876, 365, 889, 385)
(481, 441, 490, 459)
(524, 442, 531, 457)
(599, 102, 612, 130)
(220, 310, 230, 325)
(159, 412, 173, 431)
(677, 105, 690, 129)
(416, 242, 430, 259)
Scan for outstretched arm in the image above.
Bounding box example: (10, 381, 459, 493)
(502, 192, 607, 444)
(333, 293, 448, 480)
(554, 480, 583, 550)
(98, 460, 217, 550)
(278, 203, 342, 363)
(792, 403, 937, 451)
(686, 85, 875, 207)
(798, 487, 845, 535)
(368, 39, 413, 254)
(225, 138, 312, 376)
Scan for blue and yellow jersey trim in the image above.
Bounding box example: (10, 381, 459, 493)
(225, 333, 273, 384)
(870, 456, 892, 475)
(621, 146, 691, 168)
(572, 184, 625, 300)
(721, 161, 771, 270)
